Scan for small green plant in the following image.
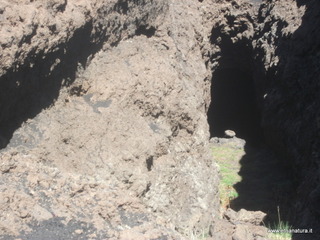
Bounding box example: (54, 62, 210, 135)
(211, 145, 243, 208)
(219, 168, 239, 208)
(266, 206, 292, 240)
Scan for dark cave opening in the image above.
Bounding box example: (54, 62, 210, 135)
(207, 65, 295, 225)
(207, 67, 264, 145)
(207, 22, 296, 227)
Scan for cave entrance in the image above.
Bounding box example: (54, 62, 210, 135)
(206, 12, 295, 228)
(207, 66, 294, 225)
(207, 67, 263, 144)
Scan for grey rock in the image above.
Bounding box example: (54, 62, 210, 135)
(224, 130, 236, 138)
(237, 209, 266, 225)
(232, 225, 253, 240)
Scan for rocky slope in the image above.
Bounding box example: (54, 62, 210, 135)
(0, 0, 221, 239)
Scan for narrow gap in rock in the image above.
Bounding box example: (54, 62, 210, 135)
(208, 68, 263, 145)
(207, 25, 295, 226)
(146, 156, 154, 171)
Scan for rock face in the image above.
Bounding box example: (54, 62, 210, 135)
(210, 208, 268, 240)
(0, 0, 221, 238)
(253, 0, 320, 235)
(0, 0, 168, 138)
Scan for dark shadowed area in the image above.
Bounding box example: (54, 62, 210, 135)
(207, 68, 263, 145)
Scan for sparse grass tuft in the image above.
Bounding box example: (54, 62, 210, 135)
(219, 163, 239, 208)
(211, 144, 243, 208)
(266, 206, 292, 240)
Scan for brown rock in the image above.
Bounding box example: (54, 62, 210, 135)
(237, 209, 266, 225)
(0, 0, 221, 238)
(225, 208, 266, 225)
(232, 225, 253, 240)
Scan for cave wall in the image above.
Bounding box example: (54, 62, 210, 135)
(253, 0, 320, 233)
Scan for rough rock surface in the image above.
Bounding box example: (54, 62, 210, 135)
(253, 0, 320, 237)
(0, 0, 223, 239)
(210, 208, 269, 240)
(0, 0, 168, 138)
